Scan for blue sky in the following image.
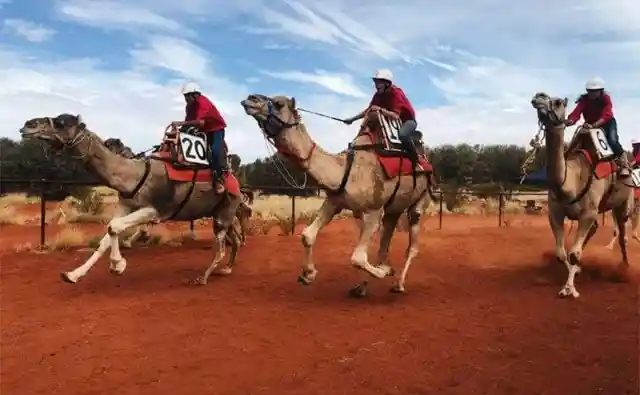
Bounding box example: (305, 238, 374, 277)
(1, 0, 640, 162)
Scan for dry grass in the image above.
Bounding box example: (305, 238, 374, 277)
(50, 227, 86, 250)
(0, 193, 40, 206)
(0, 206, 31, 225)
(2, 189, 548, 246)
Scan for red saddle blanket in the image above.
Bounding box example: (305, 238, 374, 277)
(151, 151, 240, 196)
(377, 155, 432, 179)
(578, 150, 616, 180)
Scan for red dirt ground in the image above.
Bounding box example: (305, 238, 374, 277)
(1, 217, 639, 395)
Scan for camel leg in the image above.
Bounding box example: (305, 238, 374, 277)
(548, 207, 569, 266)
(560, 216, 597, 299)
(350, 209, 392, 278)
(120, 225, 147, 248)
(612, 206, 630, 268)
(194, 225, 228, 285)
(59, 205, 145, 284)
(349, 212, 399, 298)
(632, 198, 640, 242)
(107, 207, 159, 275)
(605, 221, 619, 250)
(60, 234, 111, 283)
(391, 207, 423, 293)
(297, 199, 339, 285)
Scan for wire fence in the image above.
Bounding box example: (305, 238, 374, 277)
(0, 178, 588, 249)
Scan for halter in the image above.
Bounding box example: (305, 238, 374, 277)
(257, 98, 317, 165)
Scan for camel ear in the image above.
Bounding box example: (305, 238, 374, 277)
(563, 97, 568, 107)
(76, 114, 86, 130)
(290, 97, 296, 109)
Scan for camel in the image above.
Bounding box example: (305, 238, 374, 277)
(240, 94, 436, 297)
(103, 138, 253, 248)
(20, 114, 244, 285)
(530, 93, 635, 298)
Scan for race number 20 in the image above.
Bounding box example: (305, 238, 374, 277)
(179, 133, 209, 166)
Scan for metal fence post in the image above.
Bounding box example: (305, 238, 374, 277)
(39, 181, 47, 249)
(498, 192, 504, 228)
(291, 195, 296, 235)
(438, 191, 443, 230)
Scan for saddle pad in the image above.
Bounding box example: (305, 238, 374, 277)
(164, 163, 241, 196)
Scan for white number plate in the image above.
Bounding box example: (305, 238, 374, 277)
(179, 133, 209, 166)
(588, 128, 614, 159)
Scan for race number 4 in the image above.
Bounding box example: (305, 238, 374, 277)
(631, 168, 640, 187)
(179, 133, 209, 166)
(588, 128, 614, 159)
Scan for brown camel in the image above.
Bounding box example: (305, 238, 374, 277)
(240, 94, 436, 297)
(530, 92, 635, 298)
(20, 114, 243, 285)
(103, 138, 253, 248)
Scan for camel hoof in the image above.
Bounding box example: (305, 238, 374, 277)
(215, 267, 233, 276)
(558, 287, 579, 299)
(297, 275, 312, 286)
(348, 283, 367, 298)
(297, 269, 317, 285)
(390, 284, 405, 293)
(192, 277, 207, 285)
(377, 264, 395, 277)
(60, 272, 77, 284)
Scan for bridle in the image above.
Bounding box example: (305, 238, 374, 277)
(255, 96, 317, 165)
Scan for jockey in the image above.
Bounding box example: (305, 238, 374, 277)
(565, 77, 630, 177)
(343, 69, 419, 162)
(632, 139, 640, 167)
(172, 82, 228, 194)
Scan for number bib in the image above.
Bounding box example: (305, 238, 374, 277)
(376, 112, 402, 146)
(179, 133, 209, 166)
(631, 168, 640, 187)
(588, 128, 614, 160)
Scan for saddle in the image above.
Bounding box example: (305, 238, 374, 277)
(564, 126, 622, 180)
(150, 125, 228, 171)
(359, 110, 427, 161)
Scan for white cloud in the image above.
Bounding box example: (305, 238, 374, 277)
(56, 0, 188, 35)
(129, 36, 211, 80)
(261, 70, 368, 98)
(3, 19, 55, 43)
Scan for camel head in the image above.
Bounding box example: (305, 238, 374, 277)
(240, 94, 299, 138)
(104, 138, 135, 158)
(530, 92, 568, 128)
(20, 114, 87, 148)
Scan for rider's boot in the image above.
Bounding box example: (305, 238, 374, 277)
(402, 138, 419, 167)
(214, 152, 229, 194)
(616, 154, 631, 177)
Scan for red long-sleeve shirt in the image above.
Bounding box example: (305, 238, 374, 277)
(185, 94, 227, 133)
(370, 85, 416, 122)
(567, 92, 614, 125)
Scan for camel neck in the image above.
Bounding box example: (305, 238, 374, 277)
(275, 125, 347, 191)
(545, 124, 574, 199)
(74, 131, 147, 194)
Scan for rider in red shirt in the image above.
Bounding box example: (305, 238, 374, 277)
(344, 69, 419, 162)
(565, 77, 630, 177)
(632, 139, 640, 167)
(172, 82, 228, 193)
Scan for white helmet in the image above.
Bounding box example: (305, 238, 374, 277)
(585, 77, 604, 91)
(373, 68, 393, 82)
(181, 81, 200, 95)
